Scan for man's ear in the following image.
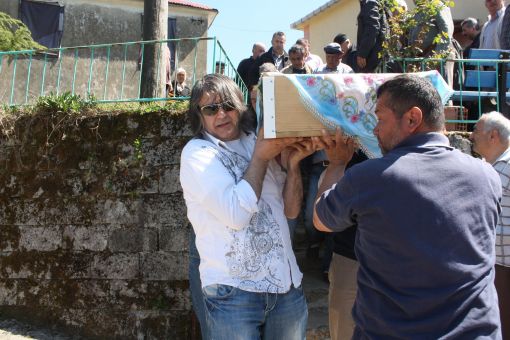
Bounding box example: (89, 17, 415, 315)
(489, 128, 500, 143)
(403, 107, 423, 133)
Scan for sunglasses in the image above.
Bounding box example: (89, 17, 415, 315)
(199, 101, 235, 116)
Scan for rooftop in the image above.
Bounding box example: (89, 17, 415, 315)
(290, 0, 340, 29)
(169, 0, 217, 11)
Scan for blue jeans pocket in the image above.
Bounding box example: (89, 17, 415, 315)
(202, 284, 237, 299)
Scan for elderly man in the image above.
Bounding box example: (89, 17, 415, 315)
(237, 42, 266, 87)
(249, 31, 290, 86)
(180, 74, 313, 339)
(314, 74, 502, 339)
(471, 111, 510, 340)
(315, 43, 354, 74)
(295, 38, 323, 70)
(480, 0, 506, 49)
(282, 44, 313, 74)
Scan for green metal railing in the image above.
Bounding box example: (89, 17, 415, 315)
(390, 56, 510, 128)
(0, 37, 248, 106)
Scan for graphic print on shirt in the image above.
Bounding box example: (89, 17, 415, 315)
(210, 145, 286, 293)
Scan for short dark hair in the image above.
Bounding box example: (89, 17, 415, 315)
(376, 74, 445, 130)
(272, 31, 286, 40)
(295, 38, 309, 47)
(333, 33, 348, 45)
(188, 74, 250, 136)
(288, 44, 305, 56)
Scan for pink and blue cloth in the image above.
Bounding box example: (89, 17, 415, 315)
(266, 71, 453, 158)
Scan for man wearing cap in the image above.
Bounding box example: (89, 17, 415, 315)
(334, 33, 358, 72)
(315, 43, 354, 74)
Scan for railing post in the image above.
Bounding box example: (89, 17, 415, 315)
(499, 51, 510, 118)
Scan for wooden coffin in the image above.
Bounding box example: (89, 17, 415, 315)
(262, 75, 329, 138)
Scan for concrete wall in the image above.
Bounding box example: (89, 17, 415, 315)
(0, 0, 210, 104)
(306, 0, 359, 58)
(0, 108, 196, 339)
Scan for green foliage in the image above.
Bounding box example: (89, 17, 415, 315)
(381, 0, 455, 67)
(0, 11, 45, 52)
(133, 137, 143, 162)
(35, 92, 96, 114)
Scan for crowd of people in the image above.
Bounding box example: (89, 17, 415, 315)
(178, 0, 510, 339)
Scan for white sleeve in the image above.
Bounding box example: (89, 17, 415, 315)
(180, 140, 259, 230)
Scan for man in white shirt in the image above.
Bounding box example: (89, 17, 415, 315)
(470, 111, 510, 340)
(480, 0, 506, 49)
(180, 74, 312, 339)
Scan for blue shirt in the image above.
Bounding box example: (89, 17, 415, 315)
(316, 133, 502, 339)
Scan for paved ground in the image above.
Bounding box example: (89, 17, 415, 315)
(0, 229, 330, 340)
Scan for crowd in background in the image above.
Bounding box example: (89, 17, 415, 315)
(179, 0, 510, 339)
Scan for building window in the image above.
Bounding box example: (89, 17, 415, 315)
(20, 0, 64, 49)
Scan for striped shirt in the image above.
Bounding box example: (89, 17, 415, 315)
(493, 147, 510, 267)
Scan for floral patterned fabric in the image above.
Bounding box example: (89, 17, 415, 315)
(284, 71, 453, 158)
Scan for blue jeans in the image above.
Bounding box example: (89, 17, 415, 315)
(203, 285, 308, 340)
(189, 229, 209, 339)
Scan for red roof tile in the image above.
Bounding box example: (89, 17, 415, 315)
(169, 0, 216, 11)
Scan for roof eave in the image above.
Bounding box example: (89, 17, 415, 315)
(290, 0, 340, 29)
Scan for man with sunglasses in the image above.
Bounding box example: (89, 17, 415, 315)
(180, 74, 313, 339)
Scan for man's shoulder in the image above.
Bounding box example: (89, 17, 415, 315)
(238, 57, 252, 66)
(182, 137, 218, 156)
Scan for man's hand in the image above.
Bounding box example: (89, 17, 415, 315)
(253, 128, 303, 162)
(281, 139, 315, 171)
(320, 128, 356, 167)
(357, 56, 367, 69)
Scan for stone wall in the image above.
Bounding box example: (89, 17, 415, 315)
(0, 108, 196, 339)
(0, 104, 473, 339)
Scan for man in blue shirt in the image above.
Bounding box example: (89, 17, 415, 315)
(313, 74, 502, 339)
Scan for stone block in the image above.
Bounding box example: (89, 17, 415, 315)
(108, 226, 157, 252)
(63, 225, 109, 251)
(90, 253, 140, 279)
(158, 166, 181, 194)
(142, 194, 188, 228)
(140, 252, 188, 281)
(0, 225, 20, 251)
(19, 226, 61, 251)
(93, 198, 142, 225)
(0, 280, 22, 305)
(0, 251, 52, 279)
(159, 225, 189, 252)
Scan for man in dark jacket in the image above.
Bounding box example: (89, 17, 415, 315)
(248, 31, 290, 86)
(237, 42, 266, 87)
(356, 0, 386, 72)
(461, 17, 481, 58)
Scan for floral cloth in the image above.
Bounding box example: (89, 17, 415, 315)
(284, 71, 453, 158)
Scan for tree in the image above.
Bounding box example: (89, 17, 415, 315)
(140, 0, 168, 99)
(0, 11, 45, 52)
(381, 0, 455, 71)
